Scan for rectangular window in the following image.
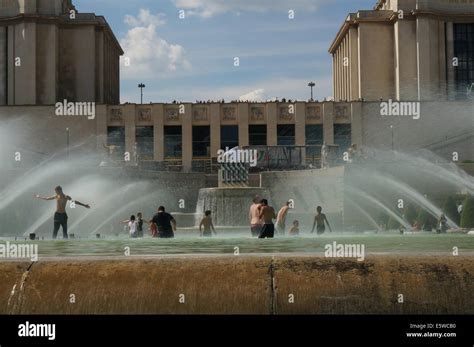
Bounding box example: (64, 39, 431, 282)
(107, 126, 125, 160)
(192, 126, 210, 158)
(221, 125, 239, 150)
(249, 125, 267, 146)
(136, 126, 154, 160)
(277, 125, 295, 146)
(334, 124, 352, 157)
(164, 126, 182, 159)
(306, 125, 323, 157)
(454, 23, 474, 99)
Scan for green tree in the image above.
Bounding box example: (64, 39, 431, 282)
(442, 196, 460, 225)
(417, 209, 436, 231)
(460, 196, 474, 229)
(377, 211, 389, 226)
(404, 204, 418, 225)
(387, 216, 401, 230)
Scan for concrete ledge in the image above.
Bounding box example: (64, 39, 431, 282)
(1, 256, 473, 314)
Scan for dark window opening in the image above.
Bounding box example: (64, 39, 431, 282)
(334, 124, 352, 157)
(164, 126, 182, 159)
(277, 124, 295, 146)
(306, 125, 323, 157)
(249, 125, 267, 146)
(107, 126, 125, 160)
(136, 126, 154, 160)
(454, 23, 474, 99)
(193, 126, 210, 158)
(221, 125, 239, 150)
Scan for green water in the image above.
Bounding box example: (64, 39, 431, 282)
(1, 233, 473, 258)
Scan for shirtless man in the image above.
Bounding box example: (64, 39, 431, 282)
(35, 186, 90, 239)
(276, 201, 291, 235)
(311, 206, 332, 235)
(249, 195, 263, 237)
(258, 199, 276, 239)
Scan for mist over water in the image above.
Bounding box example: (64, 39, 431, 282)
(0, 117, 472, 240)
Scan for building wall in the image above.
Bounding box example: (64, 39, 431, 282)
(0, 26, 6, 105)
(330, 0, 474, 101)
(36, 24, 58, 104)
(59, 26, 96, 103)
(359, 101, 474, 160)
(359, 22, 395, 101)
(0, 2, 122, 105)
(1, 100, 472, 172)
(0, 0, 72, 16)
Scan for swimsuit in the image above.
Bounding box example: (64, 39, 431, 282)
(317, 225, 325, 234)
(259, 224, 275, 239)
(251, 224, 262, 237)
(53, 212, 68, 239)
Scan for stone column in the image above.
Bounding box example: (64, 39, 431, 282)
(153, 104, 164, 162)
(238, 103, 249, 147)
(182, 103, 193, 172)
(295, 102, 306, 162)
(95, 104, 108, 151)
(7, 25, 14, 105)
(266, 103, 277, 146)
(13, 22, 37, 105)
(351, 102, 363, 146)
(210, 103, 221, 158)
(124, 104, 136, 164)
(0, 27, 6, 105)
(323, 102, 334, 145)
(446, 22, 455, 100)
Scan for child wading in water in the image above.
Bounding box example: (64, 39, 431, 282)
(121, 215, 138, 238)
(136, 212, 144, 238)
(199, 210, 217, 237)
(311, 206, 332, 235)
(289, 220, 300, 236)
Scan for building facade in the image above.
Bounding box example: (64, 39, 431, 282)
(0, 0, 123, 105)
(0, 0, 472, 173)
(329, 0, 474, 101)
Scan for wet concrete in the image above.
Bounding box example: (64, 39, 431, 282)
(1, 255, 473, 314)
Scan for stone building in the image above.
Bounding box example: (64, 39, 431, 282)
(330, 0, 474, 101)
(0, 0, 123, 105)
(0, 0, 472, 173)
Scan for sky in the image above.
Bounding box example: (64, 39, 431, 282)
(74, 0, 375, 104)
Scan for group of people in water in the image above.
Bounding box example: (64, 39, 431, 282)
(34, 186, 333, 240)
(249, 196, 332, 238)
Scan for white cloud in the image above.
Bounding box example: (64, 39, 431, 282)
(120, 9, 191, 79)
(124, 9, 166, 27)
(239, 88, 266, 101)
(172, 0, 329, 18)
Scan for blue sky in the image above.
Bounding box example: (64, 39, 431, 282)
(74, 0, 375, 103)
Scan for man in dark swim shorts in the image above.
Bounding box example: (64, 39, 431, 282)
(35, 186, 90, 239)
(258, 199, 276, 239)
(149, 206, 176, 238)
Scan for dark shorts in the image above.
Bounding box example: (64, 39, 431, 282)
(202, 231, 212, 237)
(317, 225, 325, 235)
(158, 229, 174, 238)
(259, 224, 275, 239)
(54, 212, 68, 224)
(251, 225, 262, 237)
